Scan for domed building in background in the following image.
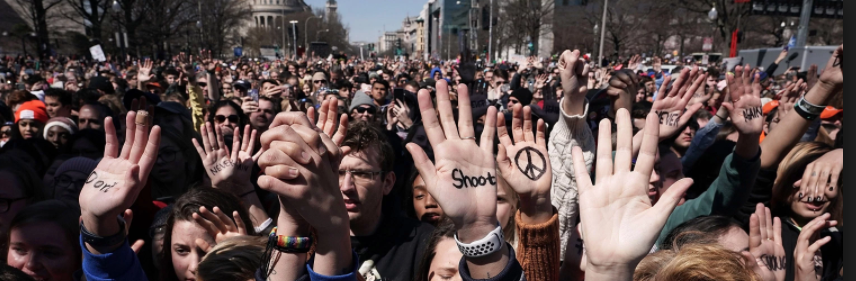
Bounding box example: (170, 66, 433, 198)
(250, 0, 311, 29)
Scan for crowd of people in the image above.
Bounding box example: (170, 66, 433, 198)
(0, 43, 843, 281)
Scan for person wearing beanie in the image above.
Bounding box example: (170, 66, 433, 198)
(51, 156, 99, 203)
(508, 88, 534, 109)
(349, 91, 378, 122)
(43, 117, 78, 149)
(14, 100, 49, 140)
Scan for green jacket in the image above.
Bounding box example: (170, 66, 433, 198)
(656, 150, 761, 248)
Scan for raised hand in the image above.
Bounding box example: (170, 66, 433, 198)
(559, 50, 590, 114)
(137, 59, 154, 83)
(201, 50, 217, 73)
(79, 99, 161, 252)
(496, 104, 552, 224)
(307, 97, 348, 146)
(746, 203, 786, 281)
(392, 99, 413, 129)
(651, 67, 705, 140)
(653, 56, 663, 73)
(606, 69, 639, 115)
(776, 79, 805, 119)
(723, 65, 764, 136)
(817, 45, 843, 93)
(405, 80, 499, 241)
(192, 206, 248, 252)
(192, 123, 258, 195)
(257, 112, 346, 233)
(572, 109, 692, 279)
(798, 148, 842, 203)
(627, 54, 642, 70)
(794, 213, 837, 281)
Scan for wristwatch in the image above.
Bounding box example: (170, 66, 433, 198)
(80, 216, 127, 248)
(455, 224, 504, 258)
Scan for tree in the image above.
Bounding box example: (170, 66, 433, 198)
(196, 0, 252, 57)
(501, 0, 555, 56)
(677, 0, 753, 54)
(12, 0, 64, 59)
(136, 0, 194, 59)
(64, 0, 111, 42)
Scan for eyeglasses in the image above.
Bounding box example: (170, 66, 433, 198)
(509, 99, 520, 104)
(314, 80, 325, 84)
(495, 81, 506, 85)
(354, 107, 376, 114)
(54, 174, 87, 189)
(1, 128, 12, 138)
(198, 82, 208, 87)
(338, 170, 384, 182)
(215, 115, 239, 124)
(0, 197, 27, 213)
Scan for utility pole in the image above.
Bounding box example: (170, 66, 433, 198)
(795, 0, 813, 48)
(598, 0, 608, 66)
(282, 9, 286, 56)
(290, 20, 298, 56)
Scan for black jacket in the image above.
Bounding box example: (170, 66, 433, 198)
(351, 215, 434, 281)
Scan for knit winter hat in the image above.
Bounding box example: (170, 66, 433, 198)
(510, 88, 533, 106)
(349, 91, 377, 112)
(43, 117, 78, 139)
(15, 100, 48, 124)
(54, 156, 99, 180)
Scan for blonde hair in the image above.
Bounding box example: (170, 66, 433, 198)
(197, 235, 266, 281)
(635, 243, 760, 281)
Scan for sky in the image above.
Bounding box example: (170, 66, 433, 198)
(303, 0, 425, 43)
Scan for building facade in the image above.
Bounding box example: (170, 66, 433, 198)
(249, 0, 311, 30)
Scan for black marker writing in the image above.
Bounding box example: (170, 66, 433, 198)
(85, 171, 117, 192)
(743, 107, 762, 121)
(451, 168, 497, 189)
(514, 147, 547, 180)
(833, 57, 841, 67)
(656, 111, 679, 126)
(760, 254, 787, 271)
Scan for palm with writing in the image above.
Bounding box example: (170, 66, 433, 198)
(496, 104, 552, 222)
(794, 213, 837, 281)
(651, 67, 705, 140)
(572, 109, 692, 277)
(192, 123, 259, 194)
(744, 203, 786, 281)
(79, 100, 160, 239)
(405, 80, 499, 240)
(723, 65, 764, 135)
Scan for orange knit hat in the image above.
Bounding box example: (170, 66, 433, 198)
(15, 100, 49, 124)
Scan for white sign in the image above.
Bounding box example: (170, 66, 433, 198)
(701, 54, 710, 65)
(89, 45, 106, 62)
(702, 38, 713, 52)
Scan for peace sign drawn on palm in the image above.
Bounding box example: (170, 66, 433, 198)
(405, 79, 499, 240)
(496, 104, 551, 205)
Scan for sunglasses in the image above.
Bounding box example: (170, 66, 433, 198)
(214, 114, 239, 123)
(495, 81, 506, 85)
(509, 99, 520, 104)
(354, 107, 376, 114)
(198, 82, 208, 87)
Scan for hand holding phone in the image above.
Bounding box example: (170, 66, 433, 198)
(249, 89, 259, 102)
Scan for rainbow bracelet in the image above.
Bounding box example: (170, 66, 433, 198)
(268, 227, 312, 253)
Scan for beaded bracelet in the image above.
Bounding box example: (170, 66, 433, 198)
(268, 226, 312, 253)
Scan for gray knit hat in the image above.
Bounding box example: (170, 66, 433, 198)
(349, 91, 377, 112)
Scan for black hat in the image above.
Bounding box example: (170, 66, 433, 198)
(233, 80, 251, 91)
(510, 88, 533, 107)
(88, 76, 115, 94)
(123, 89, 162, 110)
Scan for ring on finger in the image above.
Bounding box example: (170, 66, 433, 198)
(135, 110, 149, 126)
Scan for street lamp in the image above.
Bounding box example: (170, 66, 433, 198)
(112, 0, 120, 12)
(290, 20, 298, 56)
(305, 15, 322, 49)
(593, 24, 598, 54)
(708, 6, 718, 21)
(316, 29, 329, 41)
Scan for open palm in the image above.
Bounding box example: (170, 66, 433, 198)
(652, 67, 705, 140)
(496, 104, 551, 201)
(193, 123, 258, 193)
(79, 101, 160, 220)
(723, 65, 764, 135)
(572, 109, 692, 272)
(406, 80, 498, 230)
